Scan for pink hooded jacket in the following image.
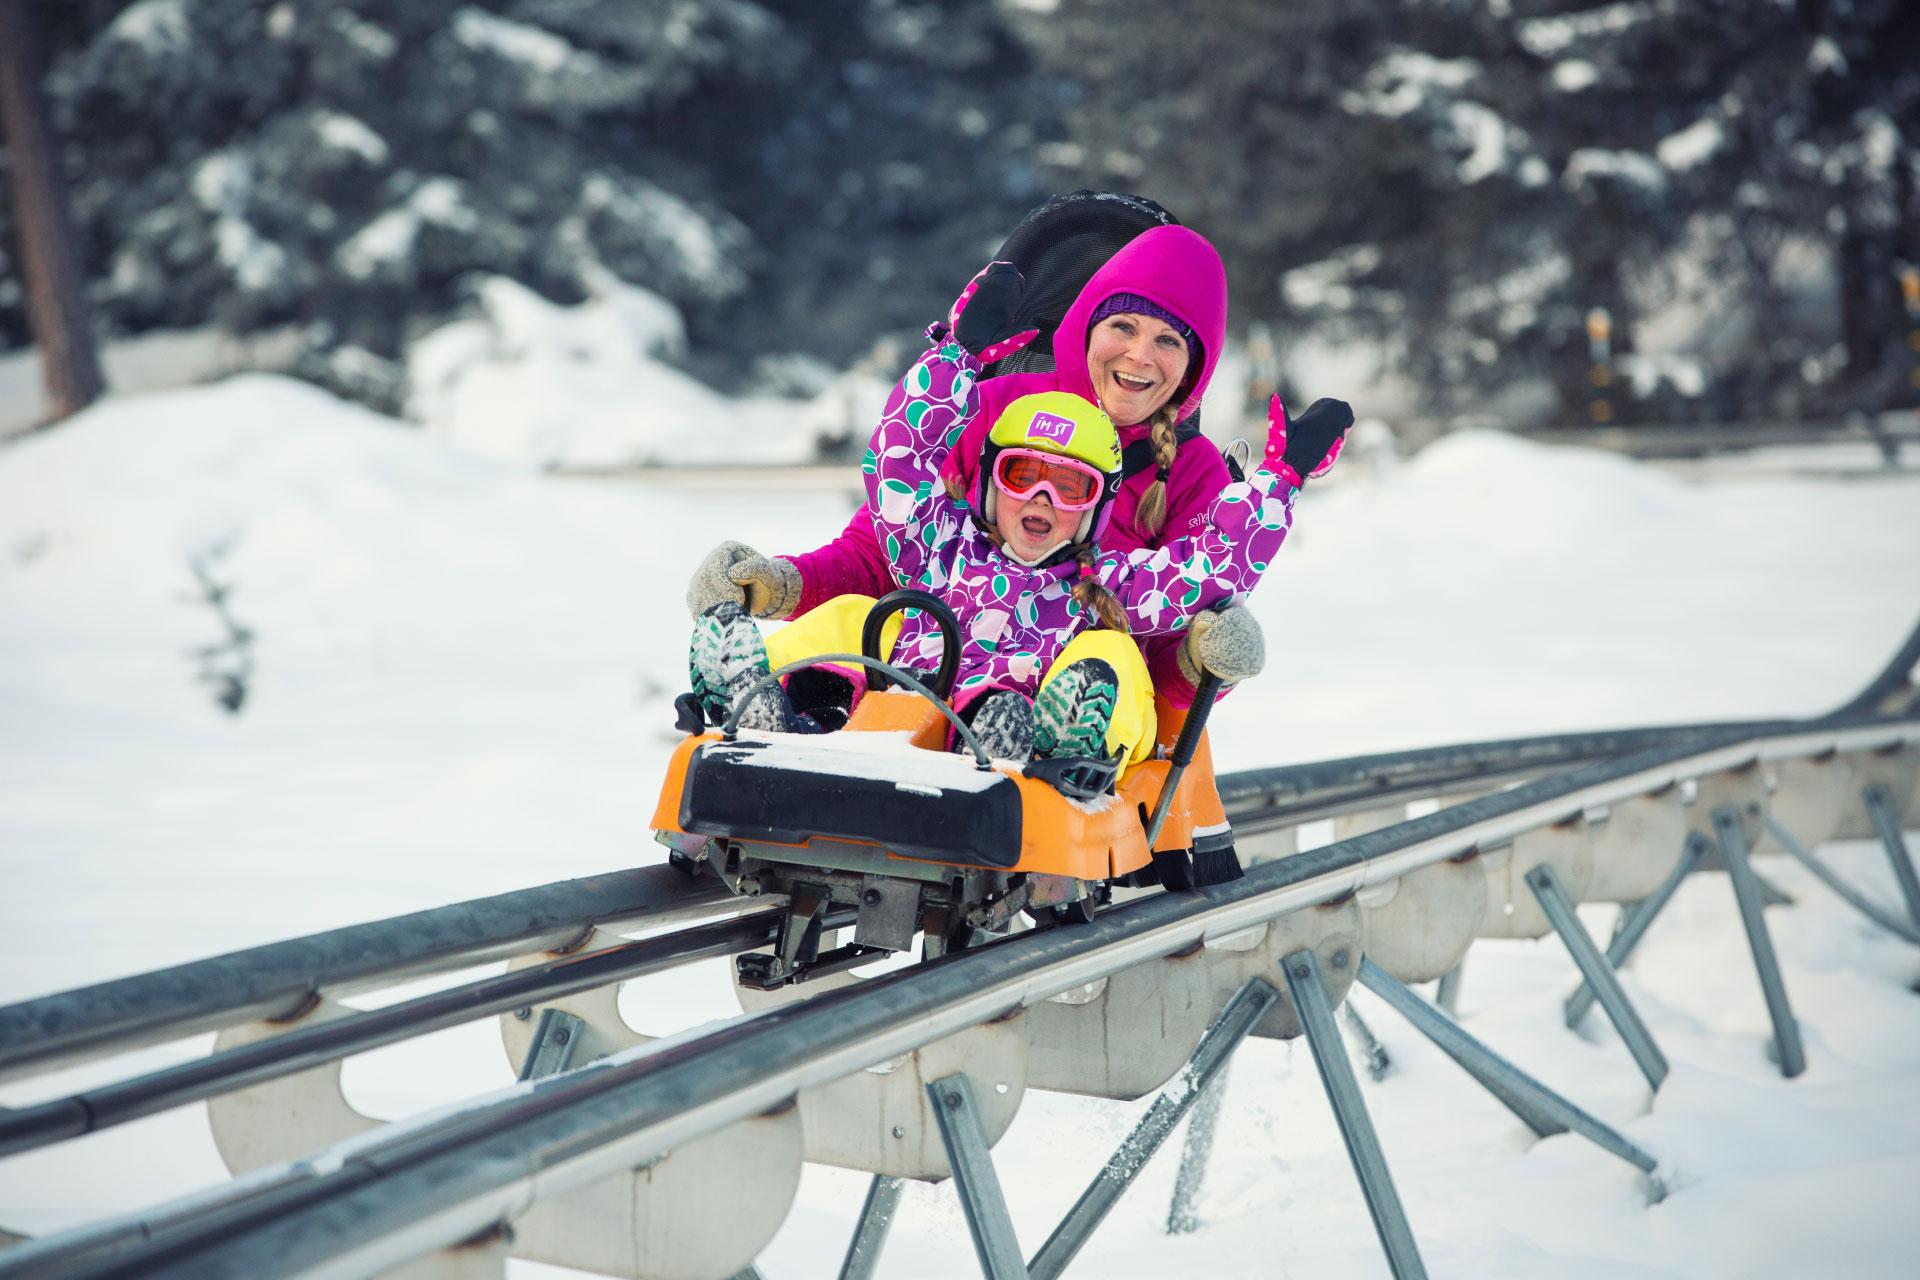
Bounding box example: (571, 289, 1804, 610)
(786, 226, 1236, 705)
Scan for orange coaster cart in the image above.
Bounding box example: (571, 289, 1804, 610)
(652, 591, 1231, 987)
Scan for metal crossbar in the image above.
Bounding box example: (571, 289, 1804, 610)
(1527, 864, 1669, 1091)
(1713, 808, 1806, 1077)
(1027, 980, 1277, 1279)
(1862, 784, 1920, 930)
(1164, 1069, 1228, 1235)
(1284, 949, 1427, 1279)
(837, 1176, 904, 1280)
(1359, 959, 1662, 1192)
(1764, 813, 1920, 944)
(927, 1074, 1028, 1279)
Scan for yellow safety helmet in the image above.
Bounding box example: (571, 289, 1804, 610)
(977, 392, 1123, 560)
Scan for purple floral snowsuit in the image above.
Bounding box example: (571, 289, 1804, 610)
(864, 339, 1297, 706)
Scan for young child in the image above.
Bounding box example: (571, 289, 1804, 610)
(688, 318, 1301, 768)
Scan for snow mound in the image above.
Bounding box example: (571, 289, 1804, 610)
(1394, 426, 1685, 531)
(0, 374, 478, 570)
(407, 275, 889, 471)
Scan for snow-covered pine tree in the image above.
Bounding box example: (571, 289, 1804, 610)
(24, 0, 784, 408)
(1017, 0, 1920, 426)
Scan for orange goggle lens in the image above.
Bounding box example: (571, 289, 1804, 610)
(993, 449, 1104, 510)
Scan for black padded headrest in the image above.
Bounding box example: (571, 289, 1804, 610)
(984, 191, 1180, 378)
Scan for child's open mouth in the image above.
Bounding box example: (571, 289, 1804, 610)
(1021, 515, 1054, 539)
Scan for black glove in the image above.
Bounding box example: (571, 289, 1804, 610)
(948, 262, 1038, 362)
(1281, 397, 1354, 481)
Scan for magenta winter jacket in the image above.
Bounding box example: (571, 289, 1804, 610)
(789, 226, 1238, 703)
(864, 338, 1295, 706)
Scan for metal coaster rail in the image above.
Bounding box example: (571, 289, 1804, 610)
(0, 905, 860, 1160)
(0, 721, 1796, 1162)
(0, 866, 736, 1083)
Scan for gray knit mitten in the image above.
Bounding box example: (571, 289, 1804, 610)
(684, 541, 803, 620)
(1176, 604, 1267, 687)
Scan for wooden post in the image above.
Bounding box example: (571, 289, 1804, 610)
(0, 0, 104, 425)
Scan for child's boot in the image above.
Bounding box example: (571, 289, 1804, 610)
(1034, 657, 1118, 759)
(690, 602, 794, 730)
(967, 690, 1037, 764)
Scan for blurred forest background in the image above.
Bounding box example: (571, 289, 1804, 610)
(3, 0, 1917, 434)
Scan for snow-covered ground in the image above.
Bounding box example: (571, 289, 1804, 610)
(2, 372, 1919, 1277)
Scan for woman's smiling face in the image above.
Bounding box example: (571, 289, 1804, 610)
(1085, 311, 1191, 426)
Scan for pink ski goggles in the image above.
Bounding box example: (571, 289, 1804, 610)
(991, 448, 1107, 511)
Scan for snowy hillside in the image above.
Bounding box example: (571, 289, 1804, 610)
(1, 377, 1919, 1277)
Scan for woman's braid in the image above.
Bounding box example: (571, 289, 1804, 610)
(1132, 407, 1179, 539)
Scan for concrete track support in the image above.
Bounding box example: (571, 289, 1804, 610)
(1339, 803, 1489, 986)
(1360, 857, 1489, 983)
(735, 963, 1030, 1178)
(1023, 944, 1214, 1099)
(1761, 752, 1859, 855)
(209, 989, 753, 1280)
(201, 1022, 505, 1280)
(1831, 746, 1920, 839)
(497, 986, 805, 1280)
(1585, 787, 1689, 904)
(1205, 899, 1364, 1041)
(1479, 819, 1593, 941)
(205, 999, 381, 1171)
(1313, 806, 1487, 1076)
(1691, 763, 1768, 850)
(1904, 747, 1920, 826)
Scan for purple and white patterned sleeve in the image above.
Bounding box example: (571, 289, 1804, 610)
(1095, 464, 1299, 635)
(863, 340, 982, 586)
